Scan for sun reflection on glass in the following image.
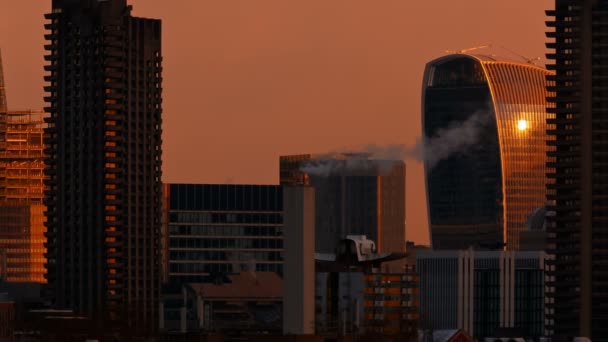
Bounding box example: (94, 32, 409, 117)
(517, 119, 528, 131)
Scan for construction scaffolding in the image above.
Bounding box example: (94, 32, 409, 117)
(0, 110, 46, 283)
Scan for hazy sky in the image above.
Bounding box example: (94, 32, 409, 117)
(0, 0, 552, 245)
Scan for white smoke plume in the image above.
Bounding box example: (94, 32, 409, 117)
(300, 110, 491, 176)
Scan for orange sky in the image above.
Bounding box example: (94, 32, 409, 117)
(0, 0, 552, 245)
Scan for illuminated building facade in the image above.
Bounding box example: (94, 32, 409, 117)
(363, 268, 419, 340)
(422, 54, 552, 250)
(545, 1, 608, 340)
(43, 0, 163, 333)
(0, 47, 47, 284)
(279, 154, 406, 259)
(0, 111, 46, 283)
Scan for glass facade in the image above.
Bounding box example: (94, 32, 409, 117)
(280, 154, 405, 260)
(417, 251, 546, 339)
(0, 109, 46, 282)
(422, 54, 551, 250)
(165, 184, 284, 284)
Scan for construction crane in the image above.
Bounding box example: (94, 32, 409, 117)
(445, 44, 493, 55)
(499, 45, 541, 65)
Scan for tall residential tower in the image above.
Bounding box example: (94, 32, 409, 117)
(545, 1, 608, 340)
(422, 54, 551, 251)
(43, 0, 163, 333)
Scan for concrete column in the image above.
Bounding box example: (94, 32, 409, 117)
(283, 186, 316, 335)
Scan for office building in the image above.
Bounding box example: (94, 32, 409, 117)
(0, 114, 46, 283)
(164, 184, 284, 284)
(422, 54, 551, 250)
(162, 184, 284, 331)
(545, 1, 608, 340)
(279, 154, 405, 258)
(43, 0, 163, 332)
(416, 250, 546, 339)
(283, 186, 316, 335)
(0, 53, 46, 284)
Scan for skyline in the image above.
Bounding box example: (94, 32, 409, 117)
(0, 0, 552, 245)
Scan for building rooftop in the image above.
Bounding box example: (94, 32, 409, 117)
(187, 272, 283, 299)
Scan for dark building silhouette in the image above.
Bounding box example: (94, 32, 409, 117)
(422, 54, 551, 251)
(43, 0, 163, 333)
(545, 1, 608, 340)
(279, 154, 405, 262)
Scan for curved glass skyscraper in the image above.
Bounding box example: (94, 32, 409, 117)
(422, 54, 551, 250)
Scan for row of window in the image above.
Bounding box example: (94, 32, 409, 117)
(169, 250, 282, 262)
(169, 262, 282, 275)
(169, 225, 282, 237)
(169, 237, 283, 249)
(170, 212, 282, 225)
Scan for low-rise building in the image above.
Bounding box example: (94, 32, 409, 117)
(172, 272, 283, 335)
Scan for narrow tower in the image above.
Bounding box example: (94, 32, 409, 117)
(43, 0, 163, 333)
(545, 1, 608, 340)
(0, 49, 7, 113)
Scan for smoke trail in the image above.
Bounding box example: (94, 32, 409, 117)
(300, 110, 491, 175)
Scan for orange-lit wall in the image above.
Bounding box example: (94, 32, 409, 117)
(482, 61, 553, 250)
(363, 271, 419, 337)
(0, 111, 46, 283)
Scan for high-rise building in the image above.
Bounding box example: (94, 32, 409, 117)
(0, 48, 47, 284)
(417, 250, 547, 339)
(43, 0, 163, 332)
(422, 54, 552, 250)
(545, 1, 608, 340)
(0, 111, 46, 283)
(279, 154, 405, 259)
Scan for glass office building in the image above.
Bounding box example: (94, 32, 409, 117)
(0, 111, 46, 283)
(0, 53, 47, 284)
(417, 250, 546, 339)
(422, 54, 551, 250)
(164, 184, 284, 284)
(280, 154, 405, 259)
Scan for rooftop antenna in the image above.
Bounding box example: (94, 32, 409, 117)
(499, 45, 541, 65)
(445, 44, 493, 55)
